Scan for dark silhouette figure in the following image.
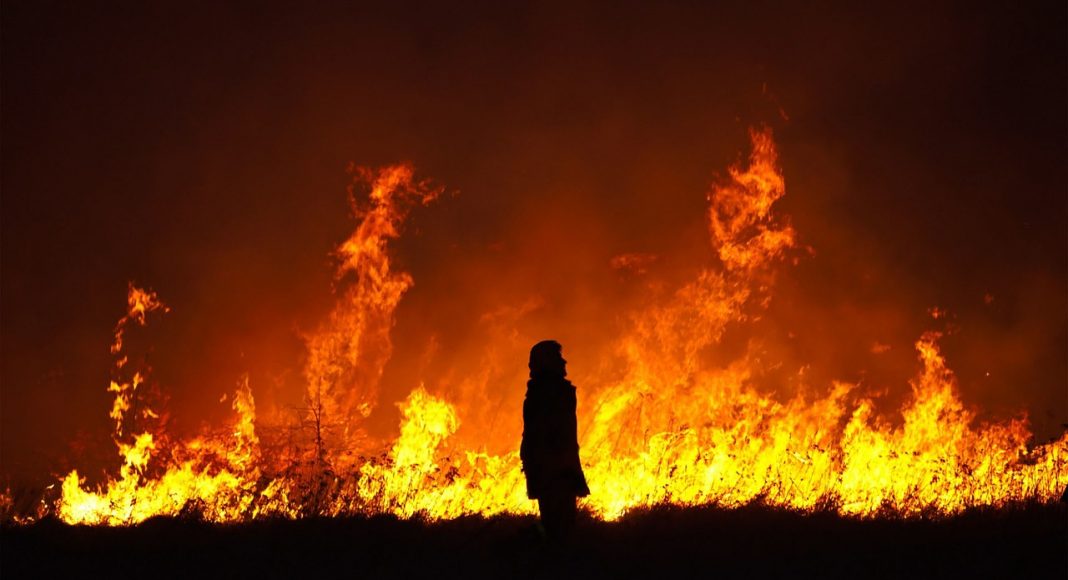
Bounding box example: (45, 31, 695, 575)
(521, 340, 590, 544)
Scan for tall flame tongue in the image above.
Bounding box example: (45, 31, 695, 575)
(53, 131, 1067, 526)
(58, 285, 271, 525)
(304, 164, 442, 452)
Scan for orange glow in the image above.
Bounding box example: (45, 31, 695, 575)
(43, 129, 1068, 525)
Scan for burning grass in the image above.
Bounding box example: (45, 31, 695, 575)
(4, 127, 1065, 527)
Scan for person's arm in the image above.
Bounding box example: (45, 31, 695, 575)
(520, 397, 532, 465)
(566, 390, 580, 454)
(565, 388, 591, 495)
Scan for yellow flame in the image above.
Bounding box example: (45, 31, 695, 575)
(302, 164, 443, 466)
(47, 131, 1067, 526)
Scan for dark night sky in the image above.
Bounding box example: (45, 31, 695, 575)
(2, 1, 1065, 484)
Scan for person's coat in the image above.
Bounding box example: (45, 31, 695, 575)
(520, 376, 590, 500)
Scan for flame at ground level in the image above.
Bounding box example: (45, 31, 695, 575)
(20, 128, 1068, 525)
(51, 332, 1068, 525)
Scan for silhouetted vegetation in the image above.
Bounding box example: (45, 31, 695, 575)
(2, 501, 1064, 579)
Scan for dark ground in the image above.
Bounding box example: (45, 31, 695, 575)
(2, 503, 1065, 579)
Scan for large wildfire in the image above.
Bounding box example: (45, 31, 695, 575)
(6, 128, 1065, 526)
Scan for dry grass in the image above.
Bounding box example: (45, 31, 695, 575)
(2, 500, 1064, 579)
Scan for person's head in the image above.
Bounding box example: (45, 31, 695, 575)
(529, 340, 567, 378)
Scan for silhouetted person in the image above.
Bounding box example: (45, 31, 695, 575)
(521, 340, 590, 544)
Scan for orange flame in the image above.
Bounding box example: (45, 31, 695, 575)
(302, 164, 443, 466)
(48, 130, 1067, 525)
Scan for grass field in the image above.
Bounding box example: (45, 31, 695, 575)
(2, 502, 1065, 579)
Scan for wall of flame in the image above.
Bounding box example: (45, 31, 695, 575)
(17, 128, 1062, 526)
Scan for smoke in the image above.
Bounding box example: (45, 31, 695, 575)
(2, 2, 1064, 486)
